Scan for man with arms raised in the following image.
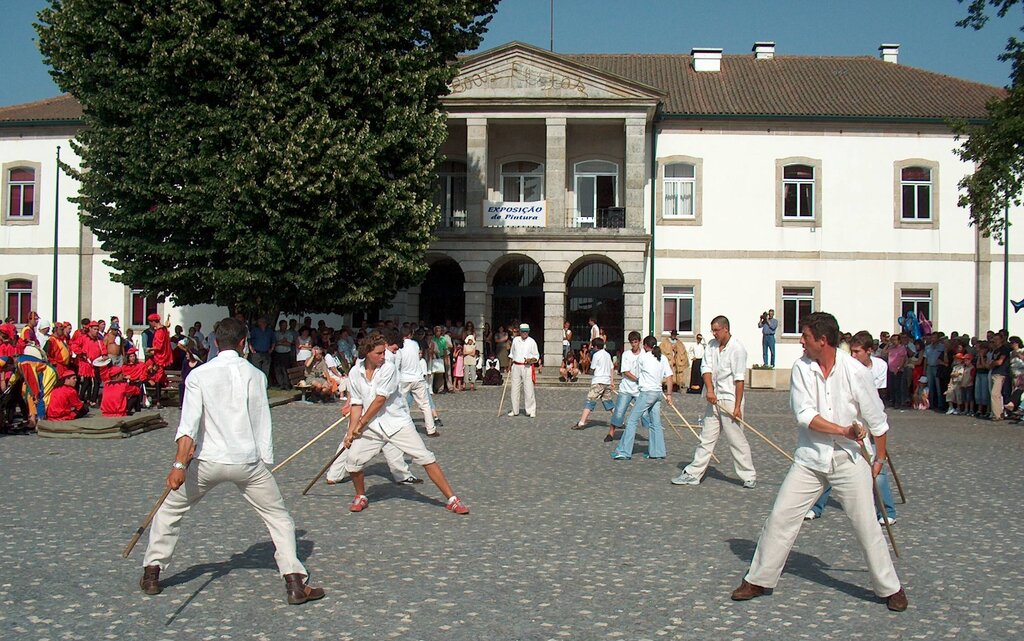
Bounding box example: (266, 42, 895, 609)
(730, 312, 906, 611)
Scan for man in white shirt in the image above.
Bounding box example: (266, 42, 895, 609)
(507, 323, 541, 418)
(140, 317, 324, 605)
(731, 312, 907, 612)
(396, 328, 437, 436)
(605, 331, 645, 442)
(588, 317, 600, 343)
(341, 333, 468, 514)
(672, 316, 756, 488)
(571, 337, 616, 430)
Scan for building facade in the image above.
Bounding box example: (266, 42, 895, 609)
(1, 41, 1020, 374)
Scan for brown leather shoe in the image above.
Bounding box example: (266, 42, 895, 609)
(730, 579, 766, 601)
(886, 587, 908, 612)
(139, 565, 161, 595)
(284, 573, 325, 605)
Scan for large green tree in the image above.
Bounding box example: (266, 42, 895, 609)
(36, 0, 498, 319)
(956, 0, 1024, 241)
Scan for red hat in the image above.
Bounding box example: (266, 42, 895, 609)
(88, 321, 100, 328)
(147, 313, 161, 322)
(126, 346, 138, 354)
(0, 324, 14, 339)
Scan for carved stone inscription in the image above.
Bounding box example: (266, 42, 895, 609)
(451, 62, 588, 97)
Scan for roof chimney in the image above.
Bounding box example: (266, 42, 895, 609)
(879, 43, 900, 64)
(753, 41, 775, 60)
(692, 47, 723, 72)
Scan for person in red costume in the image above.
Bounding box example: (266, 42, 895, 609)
(100, 366, 142, 416)
(47, 372, 88, 421)
(76, 322, 105, 406)
(147, 314, 174, 369)
(45, 322, 73, 376)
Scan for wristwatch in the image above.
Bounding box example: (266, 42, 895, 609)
(171, 461, 186, 471)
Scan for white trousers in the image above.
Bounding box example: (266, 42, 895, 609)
(509, 364, 536, 416)
(326, 439, 413, 482)
(745, 449, 901, 597)
(143, 460, 307, 577)
(401, 379, 436, 434)
(684, 401, 755, 482)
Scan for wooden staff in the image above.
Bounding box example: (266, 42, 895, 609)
(271, 413, 349, 473)
(665, 403, 720, 464)
(860, 441, 899, 557)
(713, 401, 794, 463)
(496, 365, 511, 417)
(123, 453, 193, 558)
(302, 444, 349, 496)
(886, 452, 907, 504)
(122, 486, 173, 558)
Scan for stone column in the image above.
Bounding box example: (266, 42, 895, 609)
(466, 118, 488, 228)
(624, 118, 647, 229)
(541, 270, 567, 368)
(464, 271, 487, 336)
(621, 260, 647, 340)
(405, 286, 421, 323)
(546, 118, 567, 228)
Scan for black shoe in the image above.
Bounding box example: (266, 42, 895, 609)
(397, 476, 424, 485)
(603, 434, 614, 442)
(434, 418, 444, 427)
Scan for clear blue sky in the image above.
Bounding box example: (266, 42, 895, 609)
(2, 0, 1019, 107)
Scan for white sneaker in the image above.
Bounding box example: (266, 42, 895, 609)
(878, 516, 897, 525)
(805, 510, 819, 520)
(742, 479, 757, 489)
(527, 413, 536, 418)
(507, 411, 518, 417)
(946, 407, 956, 415)
(671, 472, 701, 486)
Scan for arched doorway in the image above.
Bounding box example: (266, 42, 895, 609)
(566, 260, 624, 355)
(420, 259, 465, 327)
(492, 258, 544, 356)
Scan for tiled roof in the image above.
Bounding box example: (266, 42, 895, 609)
(0, 94, 82, 124)
(563, 53, 1004, 121)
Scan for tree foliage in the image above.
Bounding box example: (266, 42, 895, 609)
(36, 0, 498, 318)
(955, 0, 1024, 241)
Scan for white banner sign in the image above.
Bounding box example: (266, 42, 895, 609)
(484, 201, 546, 227)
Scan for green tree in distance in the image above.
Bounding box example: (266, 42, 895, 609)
(37, 0, 498, 320)
(956, 0, 1024, 242)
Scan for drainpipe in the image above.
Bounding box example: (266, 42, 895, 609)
(648, 111, 660, 335)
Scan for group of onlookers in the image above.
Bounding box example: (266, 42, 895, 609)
(873, 327, 1023, 422)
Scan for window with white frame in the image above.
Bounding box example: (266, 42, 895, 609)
(783, 164, 814, 219)
(130, 286, 159, 327)
(434, 160, 467, 228)
(782, 286, 815, 335)
(663, 163, 696, 218)
(5, 279, 33, 324)
(500, 161, 544, 202)
(900, 288, 932, 321)
(900, 166, 932, 221)
(574, 160, 618, 227)
(662, 286, 694, 334)
(6, 167, 36, 220)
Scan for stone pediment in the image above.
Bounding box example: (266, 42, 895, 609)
(449, 42, 662, 102)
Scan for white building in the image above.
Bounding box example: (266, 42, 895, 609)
(1, 41, 1019, 377)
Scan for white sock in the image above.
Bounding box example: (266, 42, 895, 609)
(447, 495, 458, 505)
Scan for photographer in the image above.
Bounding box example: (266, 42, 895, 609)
(758, 309, 778, 368)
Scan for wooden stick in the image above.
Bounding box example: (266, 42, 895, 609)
(271, 413, 349, 473)
(860, 442, 899, 557)
(302, 444, 349, 496)
(886, 452, 907, 504)
(497, 366, 511, 417)
(713, 401, 794, 463)
(122, 486, 173, 558)
(666, 402, 720, 464)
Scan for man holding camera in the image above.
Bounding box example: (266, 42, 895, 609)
(759, 309, 778, 368)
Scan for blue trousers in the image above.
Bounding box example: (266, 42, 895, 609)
(612, 391, 666, 459)
(762, 335, 776, 367)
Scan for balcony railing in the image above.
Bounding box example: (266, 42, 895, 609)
(572, 207, 626, 229)
(438, 210, 467, 229)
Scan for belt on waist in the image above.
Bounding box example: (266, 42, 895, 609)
(513, 361, 529, 366)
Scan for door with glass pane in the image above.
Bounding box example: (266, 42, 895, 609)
(574, 161, 617, 227)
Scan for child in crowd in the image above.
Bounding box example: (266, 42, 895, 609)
(100, 366, 142, 416)
(452, 340, 464, 391)
(959, 353, 976, 416)
(46, 372, 88, 421)
(483, 356, 502, 386)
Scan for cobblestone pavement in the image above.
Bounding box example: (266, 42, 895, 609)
(2, 385, 1023, 641)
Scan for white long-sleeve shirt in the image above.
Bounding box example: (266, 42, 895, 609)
(175, 350, 274, 466)
(398, 338, 423, 383)
(790, 349, 890, 473)
(701, 337, 746, 403)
